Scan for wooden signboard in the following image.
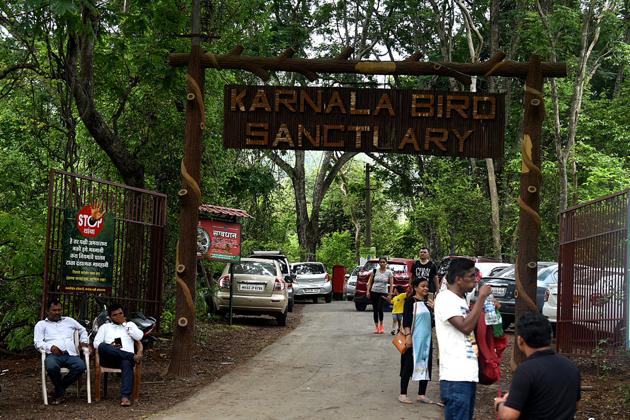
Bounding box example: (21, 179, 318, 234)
(223, 85, 504, 159)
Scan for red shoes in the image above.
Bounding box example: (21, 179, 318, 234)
(373, 324, 385, 334)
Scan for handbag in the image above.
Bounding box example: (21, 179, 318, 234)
(392, 299, 417, 354)
(392, 332, 407, 354)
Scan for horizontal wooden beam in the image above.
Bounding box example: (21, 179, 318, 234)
(168, 46, 567, 81)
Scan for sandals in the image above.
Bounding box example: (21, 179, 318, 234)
(398, 395, 413, 404)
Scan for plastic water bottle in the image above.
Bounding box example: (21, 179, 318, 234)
(484, 293, 500, 325)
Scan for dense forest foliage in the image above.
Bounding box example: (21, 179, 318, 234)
(0, 0, 628, 350)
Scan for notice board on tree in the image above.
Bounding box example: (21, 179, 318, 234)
(61, 204, 114, 293)
(197, 219, 241, 261)
(224, 85, 504, 159)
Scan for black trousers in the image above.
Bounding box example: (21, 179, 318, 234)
(400, 341, 433, 395)
(371, 292, 386, 323)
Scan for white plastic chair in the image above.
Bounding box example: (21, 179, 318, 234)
(40, 330, 91, 404)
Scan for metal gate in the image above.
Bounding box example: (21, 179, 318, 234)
(557, 189, 629, 356)
(42, 170, 167, 327)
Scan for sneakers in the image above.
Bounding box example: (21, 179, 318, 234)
(390, 329, 396, 335)
(373, 326, 380, 334)
(378, 324, 385, 334)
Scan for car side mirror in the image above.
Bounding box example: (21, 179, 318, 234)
(284, 275, 293, 283)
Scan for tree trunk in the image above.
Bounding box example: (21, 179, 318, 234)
(272, 151, 356, 262)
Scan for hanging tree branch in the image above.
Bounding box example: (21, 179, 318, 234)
(169, 46, 566, 81)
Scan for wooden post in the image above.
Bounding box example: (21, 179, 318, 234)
(168, 0, 204, 377)
(513, 55, 544, 365)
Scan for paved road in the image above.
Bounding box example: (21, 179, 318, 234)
(153, 301, 442, 419)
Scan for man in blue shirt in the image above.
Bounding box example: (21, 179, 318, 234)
(34, 299, 88, 404)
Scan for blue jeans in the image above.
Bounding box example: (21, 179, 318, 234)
(98, 343, 136, 398)
(44, 353, 86, 397)
(440, 380, 476, 420)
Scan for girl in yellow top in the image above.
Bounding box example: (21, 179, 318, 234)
(390, 285, 407, 335)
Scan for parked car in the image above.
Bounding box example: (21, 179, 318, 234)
(542, 283, 558, 326)
(474, 262, 557, 329)
(212, 258, 289, 325)
(476, 262, 512, 278)
(290, 262, 333, 303)
(249, 250, 294, 312)
(345, 265, 361, 301)
(353, 258, 414, 311)
(436, 256, 503, 289)
(544, 267, 625, 338)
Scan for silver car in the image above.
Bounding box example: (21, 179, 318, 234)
(290, 262, 333, 303)
(212, 258, 289, 325)
(345, 265, 361, 301)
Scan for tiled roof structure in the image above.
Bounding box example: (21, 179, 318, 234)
(198, 204, 252, 218)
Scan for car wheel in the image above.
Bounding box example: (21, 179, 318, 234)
(325, 293, 332, 303)
(355, 302, 367, 311)
(312, 296, 318, 304)
(276, 308, 288, 326)
(502, 316, 514, 330)
(347, 295, 354, 301)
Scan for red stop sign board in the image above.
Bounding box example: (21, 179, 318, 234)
(76, 205, 105, 238)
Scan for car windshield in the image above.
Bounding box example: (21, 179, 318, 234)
(292, 263, 325, 275)
(350, 266, 361, 277)
(232, 261, 277, 276)
(493, 263, 557, 286)
(537, 265, 558, 287)
(363, 262, 407, 273)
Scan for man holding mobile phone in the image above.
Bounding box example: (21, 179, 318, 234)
(93, 303, 143, 407)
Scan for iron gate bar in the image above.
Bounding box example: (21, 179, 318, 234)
(42, 169, 167, 331)
(557, 189, 628, 357)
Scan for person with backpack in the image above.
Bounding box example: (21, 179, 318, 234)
(434, 258, 492, 420)
(494, 312, 580, 420)
(366, 257, 393, 334)
(398, 277, 442, 406)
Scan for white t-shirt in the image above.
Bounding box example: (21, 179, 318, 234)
(434, 289, 478, 382)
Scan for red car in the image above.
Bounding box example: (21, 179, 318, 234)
(353, 258, 415, 311)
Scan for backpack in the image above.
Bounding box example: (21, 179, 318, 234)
(475, 313, 508, 385)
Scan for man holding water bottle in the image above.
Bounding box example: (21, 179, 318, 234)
(93, 303, 143, 406)
(434, 258, 492, 420)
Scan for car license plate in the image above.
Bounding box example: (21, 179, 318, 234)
(305, 288, 319, 293)
(491, 286, 506, 297)
(239, 284, 264, 292)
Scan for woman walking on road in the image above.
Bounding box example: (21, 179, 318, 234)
(399, 277, 441, 405)
(366, 257, 393, 334)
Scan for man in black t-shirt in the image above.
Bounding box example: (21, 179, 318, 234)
(411, 247, 439, 293)
(494, 312, 580, 420)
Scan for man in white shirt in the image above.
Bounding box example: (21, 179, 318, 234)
(434, 258, 491, 420)
(93, 303, 143, 407)
(33, 299, 88, 404)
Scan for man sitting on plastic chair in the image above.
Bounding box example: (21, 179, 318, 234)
(34, 299, 89, 405)
(93, 302, 143, 407)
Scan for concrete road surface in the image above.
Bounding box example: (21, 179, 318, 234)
(153, 301, 442, 419)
